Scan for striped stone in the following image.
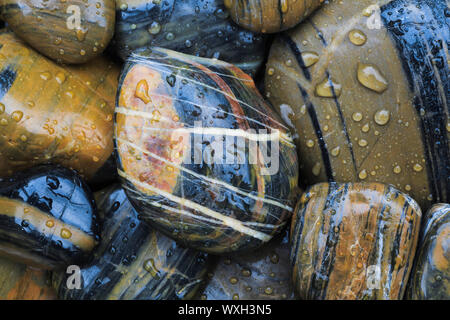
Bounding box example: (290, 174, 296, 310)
(0, 165, 99, 270)
(53, 185, 209, 300)
(0, 30, 119, 185)
(290, 182, 421, 300)
(265, 0, 449, 210)
(114, 0, 267, 77)
(115, 47, 299, 254)
(407, 203, 450, 300)
(225, 0, 324, 33)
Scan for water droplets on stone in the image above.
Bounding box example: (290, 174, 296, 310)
(349, 29, 367, 46)
(312, 162, 321, 176)
(359, 169, 368, 180)
(352, 112, 363, 122)
(315, 77, 342, 98)
(302, 52, 319, 67)
(135, 79, 152, 104)
(148, 22, 161, 35)
(331, 146, 341, 157)
(166, 75, 176, 87)
(357, 63, 388, 93)
(374, 109, 390, 126)
(143, 258, 160, 279)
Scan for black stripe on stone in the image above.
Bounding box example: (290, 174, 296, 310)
(309, 20, 328, 46)
(279, 33, 312, 81)
(0, 214, 80, 266)
(297, 83, 334, 181)
(316, 182, 344, 300)
(381, 0, 450, 204)
(277, 0, 284, 30)
(326, 71, 358, 174)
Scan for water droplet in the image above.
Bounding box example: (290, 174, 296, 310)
(393, 165, 402, 174)
(264, 287, 273, 295)
(349, 29, 367, 46)
(165, 32, 175, 41)
(76, 29, 87, 42)
(362, 123, 370, 132)
(135, 80, 152, 104)
(357, 63, 388, 93)
(331, 146, 341, 157)
(306, 139, 315, 148)
(413, 163, 423, 172)
(143, 259, 160, 279)
(363, 7, 374, 17)
(302, 52, 319, 67)
(352, 112, 363, 122)
(55, 72, 66, 84)
(11, 111, 23, 122)
(359, 169, 368, 180)
(148, 22, 161, 35)
(46, 220, 55, 228)
(241, 269, 251, 277)
(166, 75, 176, 87)
(315, 77, 342, 98)
(374, 109, 390, 126)
(358, 139, 368, 147)
(40, 72, 52, 80)
(269, 252, 279, 264)
(229, 277, 238, 285)
(312, 162, 321, 176)
(300, 104, 307, 115)
(61, 228, 72, 239)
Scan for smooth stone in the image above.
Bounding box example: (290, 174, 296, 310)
(53, 185, 209, 300)
(0, 165, 100, 270)
(114, 0, 267, 77)
(407, 203, 450, 300)
(265, 0, 450, 210)
(290, 182, 421, 300)
(115, 47, 299, 254)
(0, 0, 115, 64)
(0, 30, 119, 185)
